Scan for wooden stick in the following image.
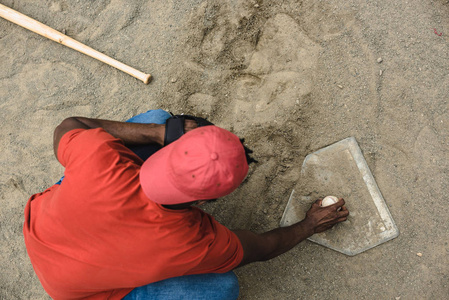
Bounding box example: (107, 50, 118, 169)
(0, 4, 152, 84)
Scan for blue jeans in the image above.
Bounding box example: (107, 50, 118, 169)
(123, 272, 239, 300)
(58, 109, 240, 299)
(125, 109, 172, 161)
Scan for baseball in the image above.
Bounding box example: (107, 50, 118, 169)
(321, 196, 339, 207)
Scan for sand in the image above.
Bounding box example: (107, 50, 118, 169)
(1, 0, 448, 299)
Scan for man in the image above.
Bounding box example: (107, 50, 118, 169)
(23, 110, 349, 299)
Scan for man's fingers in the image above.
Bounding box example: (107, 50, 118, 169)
(313, 199, 323, 207)
(324, 198, 345, 208)
(335, 198, 345, 207)
(337, 216, 348, 222)
(184, 120, 198, 132)
(321, 198, 345, 211)
(337, 209, 350, 218)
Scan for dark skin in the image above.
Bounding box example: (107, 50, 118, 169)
(54, 117, 349, 268)
(53, 116, 197, 158)
(233, 198, 348, 266)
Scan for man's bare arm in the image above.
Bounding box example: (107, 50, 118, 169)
(232, 198, 349, 267)
(53, 117, 166, 158)
(53, 116, 199, 159)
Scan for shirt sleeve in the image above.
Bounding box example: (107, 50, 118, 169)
(57, 128, 93, 167)
(188, 213, 244, 274)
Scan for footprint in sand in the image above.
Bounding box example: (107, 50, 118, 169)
(413, 125, 448, 169)
(230, 14, 321, 132)
(413, 125, 449, 192)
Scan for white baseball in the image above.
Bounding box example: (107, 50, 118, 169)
(321, 196, 339, 207)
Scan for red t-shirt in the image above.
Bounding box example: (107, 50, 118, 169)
(23, 128, 244, 300)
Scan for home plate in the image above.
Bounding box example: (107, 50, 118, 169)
(280, 137, 399, 256)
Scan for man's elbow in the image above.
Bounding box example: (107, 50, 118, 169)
(55, 117, 88, 135)
(53, 117, 88, 158)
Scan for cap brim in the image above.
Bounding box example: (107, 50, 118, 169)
(139, 143, 197, 205)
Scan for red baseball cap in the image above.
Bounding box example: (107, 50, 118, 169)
(140, 126, 249, 205)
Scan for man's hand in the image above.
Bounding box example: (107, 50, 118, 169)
(303, 198, 349, 234)
(183, 119, 198, 133)
(163, 115, 204, 146)
(232, 198, 349, 268)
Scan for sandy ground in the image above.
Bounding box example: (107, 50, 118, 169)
(1, 0, 448, 299)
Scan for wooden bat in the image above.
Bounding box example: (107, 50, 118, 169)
(0, 3, 152, 84)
